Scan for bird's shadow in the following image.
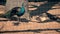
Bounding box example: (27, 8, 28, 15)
(29, 1, 60, 23)
(29, 1, 59, 17)
(10, 17, 30, 22)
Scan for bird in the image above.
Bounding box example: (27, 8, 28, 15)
(0, 2, 25, 25)
(46, 13, 60, 22)
(0, 7, 20, 20)
(10, 2, 25, 26)
(0, 2, 25, 19)
(13, 3, 25, 25)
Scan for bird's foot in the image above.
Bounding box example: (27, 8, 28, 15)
(13, 22, 20, 26)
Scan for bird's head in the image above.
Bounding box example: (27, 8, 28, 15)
(22, 2, 24, 6)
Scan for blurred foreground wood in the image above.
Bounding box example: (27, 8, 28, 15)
(0, 21, 60, 34)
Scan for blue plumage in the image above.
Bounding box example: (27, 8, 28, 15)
(12, 3, 25, 25)
(4, 7, 19, 18)
(16, 3, 25, 17)
(5, 2, 25, 18)
(0, 2, 25, 22)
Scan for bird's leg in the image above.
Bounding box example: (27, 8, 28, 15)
(13, 15, 20, 26)
(17, 17, 20, 25)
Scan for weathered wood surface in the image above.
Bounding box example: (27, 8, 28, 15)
(0, 21, 60, 34)
(0, 21, 60, 31)
(0, 1, 60, 34)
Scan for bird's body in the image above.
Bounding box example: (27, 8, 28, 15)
(0, 7, 20, 19)
(1, 7, 18, 18)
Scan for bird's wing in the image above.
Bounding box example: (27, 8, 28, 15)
(4, 10, 12, 18)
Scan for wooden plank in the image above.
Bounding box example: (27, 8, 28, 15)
(0, 21, 60, 31)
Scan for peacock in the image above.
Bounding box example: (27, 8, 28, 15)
(0, 2, 25, 25)
(13, 2, 25, 25)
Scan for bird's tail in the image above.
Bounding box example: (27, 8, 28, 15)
(0, 14, 6, 18)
